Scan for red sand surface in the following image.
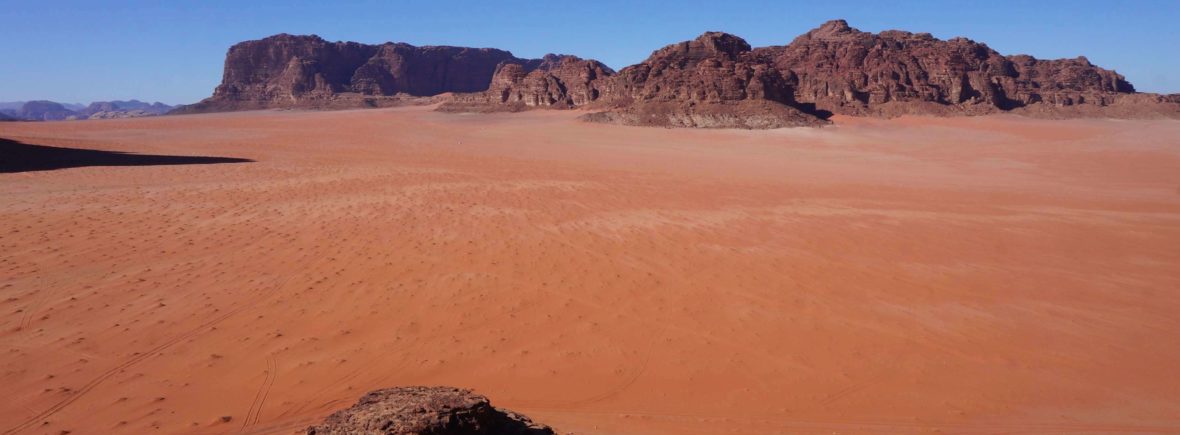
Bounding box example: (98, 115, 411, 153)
(2, 107, 1179, 434)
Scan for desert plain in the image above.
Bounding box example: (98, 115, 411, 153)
(1, 107, 1179, 434)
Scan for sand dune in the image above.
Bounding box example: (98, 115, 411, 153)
(2, 107, 1179, 434)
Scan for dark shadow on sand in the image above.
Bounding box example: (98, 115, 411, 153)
(794, 102, 834, 120)
(1, 138, 253, 173)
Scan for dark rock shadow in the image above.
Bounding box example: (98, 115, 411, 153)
(1, 138, 253, 173)
(793, 102, 834, 120)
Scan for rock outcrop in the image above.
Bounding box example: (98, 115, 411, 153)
(182, 22, 1180, 126)
(87, 109, 161, 119)
(446, 23, 1177, 126)
(582, 32, 825, 128)
(174, 34, 530, 113)
(306, 386, 555, 435)
(444, 54, 615, 110)
(753, 19, 1146, 117)
(444, 32, 826, 128)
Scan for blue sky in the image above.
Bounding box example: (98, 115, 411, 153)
(2, 0, 1177, 105)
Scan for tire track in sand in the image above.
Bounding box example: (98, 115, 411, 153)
(4, 219, 313, 434)
(241, 356, 278, 431)
(3, 306, 245, 434)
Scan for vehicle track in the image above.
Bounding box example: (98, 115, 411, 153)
(818, 373, 885, 408)
(4, 226, 303, 434)
(3, 307, 244, 434)
(241, 356, 278, 431)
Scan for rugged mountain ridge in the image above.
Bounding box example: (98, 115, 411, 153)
(80, 100, 172, 118)
(752, 19, 1149, 117)
(443, 32, 826, 127)
(180, 21, 1180, 126)
(0, 100, 173, 121)
(7, 101, 79, 121)
(577, 31, 827, 127)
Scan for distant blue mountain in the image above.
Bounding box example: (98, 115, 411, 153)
(0, 99, 175, 121)
(80, 100, 173, 117)
(0, 102, 28, 111)
(14, 101, 78, 121)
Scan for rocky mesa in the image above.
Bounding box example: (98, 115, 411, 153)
(173, 34, 533, 113)
(179, 21, 1180, 126)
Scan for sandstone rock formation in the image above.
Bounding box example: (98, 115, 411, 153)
(174, 34, 531, 113)
(446, 22, 1177, 126)
(753, 19, 1148, 117)
(444, 32, 826, 128)
(182, 22, 1180, 126)
(580, 32, 825, 128)
(443, 54, 615, 110)
(512, 55, 615, 107)
(306, 387, 555, 435)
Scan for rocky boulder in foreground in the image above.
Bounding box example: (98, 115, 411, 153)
(306, 387, 555, 435)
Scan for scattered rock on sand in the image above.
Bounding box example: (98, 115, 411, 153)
(307, 386, 555, 435)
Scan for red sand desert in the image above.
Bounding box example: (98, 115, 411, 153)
(2, 107, 1179, 434)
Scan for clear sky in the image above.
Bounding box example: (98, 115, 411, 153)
(2, 0, 1177, 105)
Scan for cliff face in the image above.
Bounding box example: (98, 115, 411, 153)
(584, 32, 825, 127)
(178, 34, 527, 112)
(755, 19, 1138, 116)
(443, 33, 825, 127)
(448, 21, 1172, 126)
(211, 34, 376, 106)
(485, 54, 616, 108)
(603, 32, 789, 105)
(181, 22, 1178, 125)
(351, 43, 524, 96)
